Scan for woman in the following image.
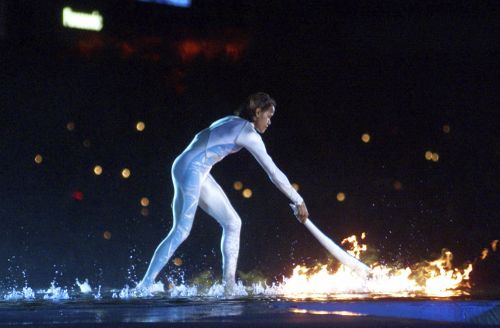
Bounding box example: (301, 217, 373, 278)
(137, 92, 309, 292)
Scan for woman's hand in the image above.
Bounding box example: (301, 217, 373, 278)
(296, 202, 309, 223)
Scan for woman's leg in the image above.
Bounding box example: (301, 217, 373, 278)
(138, 167, 203, 287)
(198, 174, 242, 286)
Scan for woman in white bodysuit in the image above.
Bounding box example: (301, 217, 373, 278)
(137, 92, 309, 291)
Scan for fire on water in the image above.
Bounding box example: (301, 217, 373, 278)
(279, 233, 478, 299)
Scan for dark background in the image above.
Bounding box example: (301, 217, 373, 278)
(0, 0, 498, 290)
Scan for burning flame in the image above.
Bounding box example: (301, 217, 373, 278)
(280, 233, 475, 299)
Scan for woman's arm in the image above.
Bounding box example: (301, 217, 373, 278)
(235, 124, 304, 206)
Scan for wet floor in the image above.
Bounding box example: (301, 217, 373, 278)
(1, 297, 498, 327)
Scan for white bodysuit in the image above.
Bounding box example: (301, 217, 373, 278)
(140, 116, 303, 287)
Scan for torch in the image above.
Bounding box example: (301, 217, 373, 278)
(290, 204, 371, 277)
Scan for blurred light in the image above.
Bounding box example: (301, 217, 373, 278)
(66, 122, 75, 131)
(425, 151, 433, 161)
(83, 139, 91, 148)
(136, 121, 146, 132)
(172, 257, 183, 266)
(140, 208, 149, 217)
(361, 232, 366, 239)
(242, 188, 253, 198)
(93, 165, 103, 175)
(62, 7, 103, 32)
(72, 191, 84, 201)
(361, 133, 371, 143)
(140, 197, 150, 207)
(393, 180, 403, 191)
(443, 124, 451, 134)
(139, 0, 191, 8)
(492, 240, 498, 251)
(103, 231, 112, 240)
(34, 154, 43, 164)
(233, 181, 243, 191)
(292, 183, 300, 191)
(336, 192, 346, 202)
(121, 168, 131, 178)
(431, 152, 439, 162)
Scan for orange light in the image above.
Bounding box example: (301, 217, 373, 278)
(136, 121, 145, 132)
(66, 122, 75, 131)
(173, 257, 183, 266)
(336, 192, 346, 202)
(242, 188, 253, 198)
(292, 183, 300, 191)
(425, 151, 433, 160)
(393, 180, 403, 190)
(121, 168, 131, 178)
(140, 197, 150, 207)
(361, 133, 371, 143)
(34, 154, 43, 164)
(431, 152, 439, 162)
(93, 165, 103, 175)
(233, 181, 243, 191)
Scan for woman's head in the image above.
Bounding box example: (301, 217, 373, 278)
(239, 92, 276, 122)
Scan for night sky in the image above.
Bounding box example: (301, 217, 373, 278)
(1, 1, 498, 289)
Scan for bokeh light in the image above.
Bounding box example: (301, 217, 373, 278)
(140, 197, 150, 207)
(72, 191, 84, 201)
(34, 154, 43, 164)
(431, 152, 440, 162)
(140, 208, 149, 217)
(121, 168, 131, 178)
(66, 122, 75, 131)
(425, 151, 433, 161)
(393, 180, 403, 191)
(103, 231, 112, 240)
(136, 121, 146, 132)
(233, 181, 243, 191)
(361, 133, 371, 143)
(442, 124, 450, 133)
(242, 188, 253, 198)
(83, 139, 91, 148)
(93, 165, 103, 175)
(173, 257, 183, 266)
(292, 183, 300, 191)
(336, 192, 346, 202)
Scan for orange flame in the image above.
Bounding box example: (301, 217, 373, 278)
(280, 233, 473, 299)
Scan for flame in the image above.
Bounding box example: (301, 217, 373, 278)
(280, 234, 474, 299)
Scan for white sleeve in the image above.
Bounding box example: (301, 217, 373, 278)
(235, 124, 304, 205)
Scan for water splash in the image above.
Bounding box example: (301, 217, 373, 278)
(43, 281, 69, 300)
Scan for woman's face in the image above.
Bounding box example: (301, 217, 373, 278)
(253, 106, 275, 133)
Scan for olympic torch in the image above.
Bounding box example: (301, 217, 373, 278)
(290, 204, 371, 277)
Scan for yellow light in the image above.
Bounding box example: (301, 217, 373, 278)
(66, 122, 75, 131)
(121, 168, 131, 178)
(242, 188, 253, 198)
(233, 181, 243, 191)
(93, 165, 103, 175)
(62, 7, 103, 31)
(431, 152, 439, 162)
(103, 231, 112, 240)
(34, 154, 43, 164)
(140, 197, 150, 207)
(425, 151, 433, 160)
(336, 192, 346, 202)
(136, 121, 146, 132)
(292, 183, 300, 191)
(442, 124, 450, 133)
(173, 257, 183, 266)
(361, 133, 371, 143)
